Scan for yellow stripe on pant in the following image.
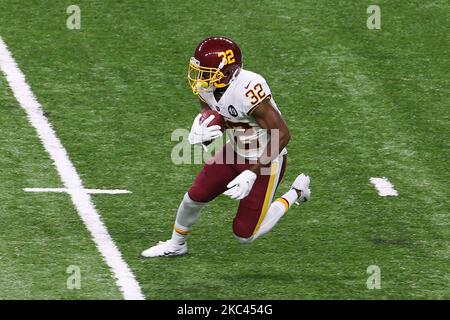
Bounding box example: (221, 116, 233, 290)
(252, 158, 282, 236)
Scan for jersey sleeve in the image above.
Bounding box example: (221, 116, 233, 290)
(241, 75, 272, 115)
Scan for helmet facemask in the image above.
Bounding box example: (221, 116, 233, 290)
(188, 57, 226, 94)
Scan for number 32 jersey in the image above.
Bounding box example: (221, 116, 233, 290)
(198, 69, 287, 160)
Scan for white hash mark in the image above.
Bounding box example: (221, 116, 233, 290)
(0, 36, 144, 300)
(24, 188, 132, 194)
(370, 177, 398, 196)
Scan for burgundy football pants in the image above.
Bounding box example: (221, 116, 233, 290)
(188, 144, 287, 239)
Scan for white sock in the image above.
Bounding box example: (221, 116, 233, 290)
(170, 193, 206, 245)
(253, 189, 298, 240)
(282, 189, 299, 207)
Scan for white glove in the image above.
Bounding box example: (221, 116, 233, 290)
(188, 113, 223, 146)
(223, 170, 257, 200)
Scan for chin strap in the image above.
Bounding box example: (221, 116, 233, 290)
(230, 67, 241, 82)
(218, 58, 226, 70)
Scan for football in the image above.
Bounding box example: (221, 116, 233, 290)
(199, 109, 225, 145)
(200, 109, 225, 130)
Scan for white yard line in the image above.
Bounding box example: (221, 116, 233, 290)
(370, 177, 399, 197)
(24, 188, 132, 194)
(0, 37, 144, 300)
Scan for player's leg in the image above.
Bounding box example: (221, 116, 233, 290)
(232, 154, 311, 243)
(172, 144, 237, 239)
(251, 173, 311, 241)
(141, 145, 237, 257)
(232, 155, 286, 243)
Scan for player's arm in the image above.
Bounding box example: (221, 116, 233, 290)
(223, 97, 290, 200)
(249, 97, 291, 174)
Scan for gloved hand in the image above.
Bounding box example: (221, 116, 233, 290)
(223, 170, 257, 200)
(188, 113, 223, 146)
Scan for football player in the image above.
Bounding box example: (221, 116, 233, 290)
(141, 36, 311, 257)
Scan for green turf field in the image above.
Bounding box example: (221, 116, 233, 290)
(0, 0, 449, 299)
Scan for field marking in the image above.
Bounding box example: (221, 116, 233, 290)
(24, 188, 132, 194)
(0, 36, 144, 300)
(370, 177, 398, 196)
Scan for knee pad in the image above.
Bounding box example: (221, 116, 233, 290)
(232, 218, 255, 242)
(187, 186, 214, 203)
